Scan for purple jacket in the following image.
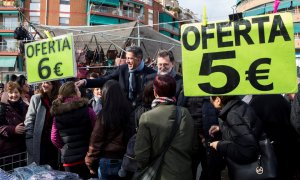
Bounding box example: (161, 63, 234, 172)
(51, 97, 96, 149)
(0, 100, 28, 157)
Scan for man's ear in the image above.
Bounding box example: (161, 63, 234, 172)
(138, 55, 143, 63)
(171, 61, 175, 67)
(216, 97, 222, 107)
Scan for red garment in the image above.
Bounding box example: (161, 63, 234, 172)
(41, 96, 52, 133)
(0, 100, 28, 157)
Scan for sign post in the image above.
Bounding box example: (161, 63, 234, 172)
(25, 33, 77, 84)
(181, 13, 298, 96)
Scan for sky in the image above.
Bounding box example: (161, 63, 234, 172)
(178, 0, 236, 21)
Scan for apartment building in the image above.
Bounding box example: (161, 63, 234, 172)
(0, 0, 197, 81)
(21, 0, 197, 40)
(236, 0, 300, 74)
(23, 0, 87, 26)
(0, 0, 23, 82)
(89, 0, 181, 40)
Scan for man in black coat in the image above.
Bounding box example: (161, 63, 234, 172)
(76, 46, 156, 108)
(289, 83, 300, 141)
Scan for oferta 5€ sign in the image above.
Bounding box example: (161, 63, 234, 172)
(181, 13, 298, 96)
(25, 33, 77, 84)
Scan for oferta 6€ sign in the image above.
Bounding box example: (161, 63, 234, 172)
(181, 13, 298, 96)
(25, 33, 77, 84)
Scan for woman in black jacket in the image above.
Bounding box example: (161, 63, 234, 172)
(209, 96, 262, 178)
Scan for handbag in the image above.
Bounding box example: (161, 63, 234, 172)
(226, 136, 278, 180)
(106, 44, 118, 60)
(85, 35, 105, 65)
(121, 134, 138, 172)
(76, 44, 88, 64)
(133, 106, 182, 180)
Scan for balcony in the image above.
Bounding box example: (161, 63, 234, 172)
(140, 0, 152, 6)
(0, 0, 17, 6)
(237, 0, 273, 13)
(91, 5, 144, 20)
(0, 41, 19, 55)
(159, 23, 179, 34)
(0, 22, 18, 31)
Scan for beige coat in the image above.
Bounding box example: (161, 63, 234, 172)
(134, 104, 194, 180)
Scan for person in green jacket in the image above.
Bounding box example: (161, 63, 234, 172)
(134, 75, 194, 180)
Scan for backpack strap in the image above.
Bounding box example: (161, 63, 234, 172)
(156, 106, 182, 158)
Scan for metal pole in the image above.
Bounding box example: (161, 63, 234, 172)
(137, 17, 140, 47)
(45, 0, 48, 25)
(87, 0, 90, 26)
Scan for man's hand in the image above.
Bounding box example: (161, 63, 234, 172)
(209, 141, 219, 150)
(209, 125, 220, 137)
(75, 80, 86, 87)
(15, 123, 26, 134)
(90, 169, 96, 175)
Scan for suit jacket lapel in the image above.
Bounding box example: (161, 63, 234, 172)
(124, 68, 130, 93)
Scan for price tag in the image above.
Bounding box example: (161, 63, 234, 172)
(25, 33, 77, 84)
(181, 13, 298, 96)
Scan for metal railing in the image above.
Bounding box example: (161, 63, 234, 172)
(0, 41, 19, 52)
(0, 22, 19, 30)
(141, 0, 153, 6)
(0, 152, 27, 172)
(91, 5, 118, 14)
(91, 5, 144, 20)
(159, 23, 179, 34)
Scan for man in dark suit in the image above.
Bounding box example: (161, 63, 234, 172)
(75, 46, 156, 108)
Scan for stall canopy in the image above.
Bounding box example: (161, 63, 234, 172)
(35, 21, 182, 63)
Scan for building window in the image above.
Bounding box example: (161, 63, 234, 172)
(4, 16, 18, 30)
(60, 0, 70, 5)
(30, 16, 40, 24)
(148, 10, 153, 27)
(59, 17, 69, 25)
(31, 0, 40, 2)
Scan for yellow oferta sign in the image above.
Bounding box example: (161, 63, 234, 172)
(25, 33, 77, 84)
(181, 13, 297, 96)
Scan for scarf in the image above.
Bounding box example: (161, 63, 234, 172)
(151, 97, 176, 108)
(169, 68, 177, 78)
(128, 60, 145, 100)
(41, 95, 53, 138)
(8, 99, 24, 115)
(91, 97, 102, 115)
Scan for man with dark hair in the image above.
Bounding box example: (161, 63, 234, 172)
(10, 74, 18, 82)
(76, 46, 156, 108)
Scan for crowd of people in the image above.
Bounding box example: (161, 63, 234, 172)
(0, 45, 300, 180)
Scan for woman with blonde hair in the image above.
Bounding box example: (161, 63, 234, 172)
(0, 82, 28, 162)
